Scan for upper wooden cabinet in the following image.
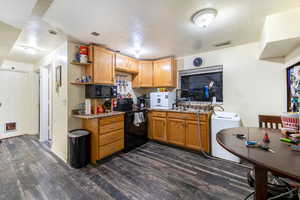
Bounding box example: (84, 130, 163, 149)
(153, 57, 177, 88)
(115, 54, 139, 74)
(86, 45, 115, 85)
(133, 61, 153, 88)
(115, 53, 129, 70)
(128, 57, 139, 72)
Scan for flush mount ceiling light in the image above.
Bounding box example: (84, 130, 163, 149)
(192, 8, 218, 28)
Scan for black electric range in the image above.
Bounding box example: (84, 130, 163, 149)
(114, 98, 148, 152)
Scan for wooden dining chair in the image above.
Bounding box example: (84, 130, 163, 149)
(258, 115, 300, 196)
(258, 115, 282, 129)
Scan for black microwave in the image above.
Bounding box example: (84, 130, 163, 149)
(85, 84, 117, 99)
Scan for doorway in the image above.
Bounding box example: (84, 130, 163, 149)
(39, 65, 52, 145)
(0, 69, 31, 139)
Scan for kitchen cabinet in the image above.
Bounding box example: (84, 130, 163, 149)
(186, 120, 209, 152)
(153, 57, 177, 88)
(133, 60, 154, 88)
(128, 57, 139, 72)
(151, 116, 167, 142)
(115, 54, 139, 75)
(167, 118, 186, 146)
(83, 114, 124, 164)
(86, 45, 115, 85)
(149, 111, 210, 153)
(115, 53, 129, 70)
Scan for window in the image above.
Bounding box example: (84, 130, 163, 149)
(179, 66, 223, 102)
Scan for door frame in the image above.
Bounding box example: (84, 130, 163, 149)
(39, 64, 53, 142)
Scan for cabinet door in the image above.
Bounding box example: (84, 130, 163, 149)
(151, 117, 167, 142)
(139, 61, 153, 87)
(167, 118, 186, 146)
(153, 57, 176, 87)
(128, 58, 139, 72)
(93, 46, 115, 85)
(186, 120, 209, 152)
(115, 54, 129, 69)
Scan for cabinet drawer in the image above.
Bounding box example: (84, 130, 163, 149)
(99, 129, 124, 146)
(99, 121, 124, 135)
(99, 115, 124, 126)
(167, 112, 207, 121)
(151, 111, 167, 118)
(99, 139, 124, 159)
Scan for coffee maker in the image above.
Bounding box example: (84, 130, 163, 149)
(137, 95, 150, 109)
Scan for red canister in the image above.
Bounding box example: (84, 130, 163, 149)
(79, 46, 88, 55)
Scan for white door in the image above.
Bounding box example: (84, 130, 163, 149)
(0, 70, 30, 139)
(39, 67, 50, 142)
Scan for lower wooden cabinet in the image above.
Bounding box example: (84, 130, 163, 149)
(167, 118, 186, 146)
(83, 114, 124, 164)
(185, 120, 209, 152)
(151, 117, 167, 142)
(149, 111, 210, 153)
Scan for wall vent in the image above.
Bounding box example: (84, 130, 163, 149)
(214, 41, 231, 47)
(91, 32, 100, 36)
(5, 122, 16, 132)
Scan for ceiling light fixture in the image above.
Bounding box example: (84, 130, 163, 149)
(192, 8, 217, 28)
(134, 50, 141, 59)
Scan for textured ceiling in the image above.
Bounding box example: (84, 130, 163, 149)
(2, 0, 300, 63)
(6, 0, 67, 64)
(43, 0, 300, 59)
(0, 21, 21, 65)
(0, 0, 37, 29)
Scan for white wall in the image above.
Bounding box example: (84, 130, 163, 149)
(261, 8, 300, 44)
(177, 42, 286, 127)
(285, 45, 300, 67)
(0, 60, 39, 137)
(37, 41, 69, 162)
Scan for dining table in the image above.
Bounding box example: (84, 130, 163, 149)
(217, 127, 300, 200)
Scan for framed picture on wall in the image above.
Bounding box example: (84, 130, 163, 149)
(56, 65, 62, 92)
(287, 61, 300, 112)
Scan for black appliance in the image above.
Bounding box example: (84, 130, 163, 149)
(123, 110, 148, 152)
(114, 98, 148, 152)
(85, 84, 117, 99)
(137, 96, 150, 109)
(115, 98, 133, 111)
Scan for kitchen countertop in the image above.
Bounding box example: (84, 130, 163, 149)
(72, 111, 125, 119)
(147, 108, 211, 114)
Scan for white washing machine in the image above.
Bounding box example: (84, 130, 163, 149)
(211, 111, 241, 163)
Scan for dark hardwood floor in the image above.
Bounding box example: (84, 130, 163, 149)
(0, 135, 253, 200)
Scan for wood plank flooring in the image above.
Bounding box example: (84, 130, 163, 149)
(0, 136, 253, 200)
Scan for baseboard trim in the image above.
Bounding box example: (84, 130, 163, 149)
(0, 132, 24, 140)
(51, 148, 67, 163)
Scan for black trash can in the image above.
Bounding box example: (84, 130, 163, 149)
(68, 129, 90, 168)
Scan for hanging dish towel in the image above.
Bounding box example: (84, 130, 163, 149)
(133, 112, 145, 127)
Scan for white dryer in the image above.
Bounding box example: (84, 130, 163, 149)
(211, 111, 241, 162)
